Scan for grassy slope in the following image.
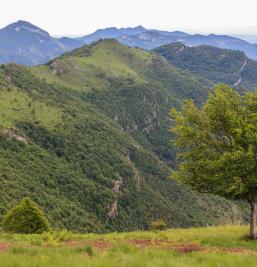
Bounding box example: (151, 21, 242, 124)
(33, 39, 213, 165)
(154, 42, 257, 91)
(33, 39, 150, 92)
(0, 40, 248, 232)
(0, 226, 256, 266)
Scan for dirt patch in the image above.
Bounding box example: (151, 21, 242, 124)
(93, 241, 112, 250)
(66, 239, 203, 254)
(65, 240, 111, 251)
(128, 239, 202, 253)
(65, 239, 257, 256)
(128, 239, 153, 248)
(172, 244, 203, 253)
(0, 243, 9, 252)
(128, 239, 176, 247)
(65, 240, 83, 247)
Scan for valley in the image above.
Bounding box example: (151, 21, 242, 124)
(2, 1, 257, 265)
(0, 39, 249, 233)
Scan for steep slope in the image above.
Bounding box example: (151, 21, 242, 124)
(0, 21, 83, 66)
(33, 39, 213, 164)
(0, 40, 247, 232)
(154, 43, 257, 91)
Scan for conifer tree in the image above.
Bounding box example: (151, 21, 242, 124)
(2, 197, 50, 234)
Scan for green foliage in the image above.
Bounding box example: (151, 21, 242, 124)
(155, 43, 257, 92)
(85, 245, 94, 256)
(2, 198, 50, 234)
(170, 84, 257, 237)
(0, 41, 248, 233)
(150, 219, 167, 230)
(43, 230, 72, 247)
(171, 84, 257, 201)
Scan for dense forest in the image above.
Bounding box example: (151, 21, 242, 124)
(154, 43, 257, 92)
(0, 40, 248, 232)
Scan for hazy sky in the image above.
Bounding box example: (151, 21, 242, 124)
(2, 0, 257, 36)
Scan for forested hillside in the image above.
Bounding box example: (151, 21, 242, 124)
(154, 43, 257, 91)
(0, 40, 247, 232)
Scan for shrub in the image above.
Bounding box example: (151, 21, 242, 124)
(43, 230, 72, 246)
(2, 197, 50, 234)
(150, 219, 167, 231)
(85, 246, 94, 256)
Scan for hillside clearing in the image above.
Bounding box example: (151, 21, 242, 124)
(0, 225, 257, 266)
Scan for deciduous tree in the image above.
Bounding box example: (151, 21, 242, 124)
(171, 84, 257, 238)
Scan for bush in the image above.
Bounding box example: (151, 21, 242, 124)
(150, 219, 167, 231)
(43, 230, 72, 246)
(85, 246, 94, 256)
(2, 197, 50, 234)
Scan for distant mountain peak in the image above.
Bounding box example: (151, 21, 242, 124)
(103, 25, 146, 31)
(134, 25, 146, 30)
(0, 20, 83, 66)
(5, 20, 50, 37)
(94, 25, 146, 33)
(137, 25, 145, 28)
(78, 25, 147, 43)
(16, 20, 34, 26)
(104, 27, 118, 30)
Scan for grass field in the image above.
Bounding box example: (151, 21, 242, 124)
(0, 87, 61, 129)
(32, 40, 148, 92)
(0, 225, 256, 266)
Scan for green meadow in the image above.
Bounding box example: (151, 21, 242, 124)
(0, 225, 256, 267)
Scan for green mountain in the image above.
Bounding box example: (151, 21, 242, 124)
(0, 40, 247, 232)
(154, 43, 257, 91)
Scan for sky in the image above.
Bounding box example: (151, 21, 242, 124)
(2, 0, 257, 36)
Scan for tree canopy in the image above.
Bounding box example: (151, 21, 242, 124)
(170, 84, 257, 238)
(2, 197, 50, 234)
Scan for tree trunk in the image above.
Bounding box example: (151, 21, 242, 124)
(250, 201, 256, 239)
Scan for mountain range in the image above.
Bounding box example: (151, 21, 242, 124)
(0, 39, 248, 232)
(2, 21, 257, 65)
(117, 30, 257, 60)
(0, 21, 83, 66)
